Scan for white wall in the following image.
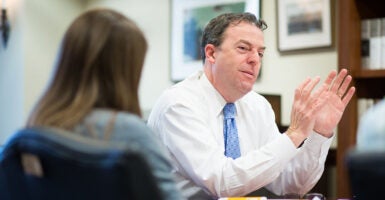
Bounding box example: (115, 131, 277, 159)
(0, 0, 24, 144)
(0, 0, 338, 145)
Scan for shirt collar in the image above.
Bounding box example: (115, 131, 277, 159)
(198, 71, 232, 117)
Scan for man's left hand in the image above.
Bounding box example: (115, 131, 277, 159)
(314, 69, 356, 138)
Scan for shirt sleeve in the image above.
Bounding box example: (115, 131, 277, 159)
(265, 131, 333, 196)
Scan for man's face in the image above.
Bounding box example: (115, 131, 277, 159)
(205, 22, 265, 102)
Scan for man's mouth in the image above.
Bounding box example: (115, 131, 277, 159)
(240, 70, 254, 78)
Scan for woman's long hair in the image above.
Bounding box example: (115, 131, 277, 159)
(27, 8, 147, 130)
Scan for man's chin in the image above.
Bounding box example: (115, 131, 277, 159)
(240, 83, 254, 94)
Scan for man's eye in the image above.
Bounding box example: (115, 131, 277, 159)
(258, 52, 264, 57)
(238, 46, 249, 51)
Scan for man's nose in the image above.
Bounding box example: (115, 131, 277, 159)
(247, 51, 261, 65)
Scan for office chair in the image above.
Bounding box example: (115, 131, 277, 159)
(345, 149, 385, 200)
(0, 127, 163, 200)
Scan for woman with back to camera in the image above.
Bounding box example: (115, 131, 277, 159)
(26, 8, 183, 200)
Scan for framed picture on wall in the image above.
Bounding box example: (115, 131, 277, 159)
(171, 0, 261, 82)
(277, 0, 332, 52)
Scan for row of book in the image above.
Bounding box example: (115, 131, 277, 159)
(357, 98, 384, 121)
(361, 17, 385, 70)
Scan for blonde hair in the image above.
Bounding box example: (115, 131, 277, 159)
(27, 8, 147, 130)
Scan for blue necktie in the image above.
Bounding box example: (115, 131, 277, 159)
(223, 103, 241, 159)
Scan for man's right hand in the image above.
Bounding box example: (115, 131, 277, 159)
(286, 76, 329, 147)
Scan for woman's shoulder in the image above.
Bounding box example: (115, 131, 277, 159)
(115, 111, 147, 127)
(84, 109, 154, 140)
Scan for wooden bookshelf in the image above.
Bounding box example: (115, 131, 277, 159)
(354, 69, 385, 78)
(337, 0, 385, 198)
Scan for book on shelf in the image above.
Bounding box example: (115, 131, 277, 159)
(369, 18, 381, 69)
(361, 17, 385, 70)
(361, 19, 370, 69)
(381, 18, 385, 69)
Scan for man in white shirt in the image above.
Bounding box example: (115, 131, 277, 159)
(147, 13, 355, 200)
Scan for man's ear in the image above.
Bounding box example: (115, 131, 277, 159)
(205, 44, 216, 63)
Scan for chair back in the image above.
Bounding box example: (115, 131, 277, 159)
(0, 127, 163, 200)
(345, 149, 385, 200)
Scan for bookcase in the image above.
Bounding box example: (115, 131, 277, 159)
(337, 0, 385, 198)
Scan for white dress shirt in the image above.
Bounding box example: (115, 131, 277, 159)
(147, 71, 333, 200)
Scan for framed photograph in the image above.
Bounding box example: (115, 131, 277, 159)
(171, 0, 261, 82)
(277, 0, 332, 52)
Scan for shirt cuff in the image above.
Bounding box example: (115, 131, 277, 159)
(302, 131, 334, 155)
